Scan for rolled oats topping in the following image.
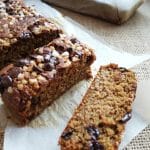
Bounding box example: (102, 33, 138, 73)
(0, 29, 96, 125)
(0, 0, 62, 46)
(0, 35, 95, 95)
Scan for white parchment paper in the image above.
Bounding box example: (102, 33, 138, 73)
(2, 1, 150, 150)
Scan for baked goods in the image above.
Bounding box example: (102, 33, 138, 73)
(59, 64, 137, 150)
(0, 34, 96, 125)
(0, 0, 62, 69)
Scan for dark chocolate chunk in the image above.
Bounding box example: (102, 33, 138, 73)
(70, 38, 79, 44)
(44, 63, 54, 71)
(67, 48, 73, 54)
(44, 54, 51, 63)
(1, 75, 12, 89)
(19, 99, 26, 112)
(16, 58, 30, 67)
(86, 126, 100, 140)
(43, 47, 51, 54)
(50, 57, 59, 65)
(9, 67, 21, 78)
(20, 31, 32, 40)
(33, 65, 43, 73)
(75, 51, 83, 59)
(53, 44, 64, 54)
(4, 0, 9, 3)
(61, 129, 73, 140)
(119, 112, 132, 123)
(6, 7, 14, 15)
(31, 97, 39, 105)
(0, 76, 4, 93)
(98, 123, 105, 128)
(86, 56, 93, 64)
(89, 140, 104, 150)
(119, 67, 128, 73)
(30, 54, 38, 59)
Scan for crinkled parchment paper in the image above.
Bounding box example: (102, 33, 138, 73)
(1, 0, 150, 150)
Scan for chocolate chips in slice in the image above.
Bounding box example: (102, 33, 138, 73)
(16, 58, 30, 67)
(86, 126, 100, 140)
(33, 65, 43, 74)
(1, 75, 12, 88)
(0, 75, 12, 93)
(44, 63, 53, 71)
(119, 112, 132, 123)
(75, 51, 83, 59)
(20, 31, 32, 40)
(61, 129, 74, 140)
(0, 76, 4, 93)
(119, 67, 129, 73)
(8, 67, 21, 78)
(89, 140, 104, 150)
(70, 38, 79, 44)
(44, 54, 51, 63)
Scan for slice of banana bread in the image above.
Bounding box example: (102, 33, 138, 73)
(0, 0, 62, 69)
(0, 34, 96, 125)
(59, 64, 137, 150)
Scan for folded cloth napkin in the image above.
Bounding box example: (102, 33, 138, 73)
(43, 0, 144, 24)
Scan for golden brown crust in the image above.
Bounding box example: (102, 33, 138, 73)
(0, 35, 96, 125)
(59, 64, 137, 150)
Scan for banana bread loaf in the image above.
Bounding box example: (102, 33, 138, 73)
(59, 64, 137, 150)
(0, 34, 96, 125)
(0, 0, 62, 69)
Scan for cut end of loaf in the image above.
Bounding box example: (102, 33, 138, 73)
(59, 64, 137, 150)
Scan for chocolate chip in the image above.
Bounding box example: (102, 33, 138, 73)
(70, 38, 79, 44)
(9, 67, 21, 78)
(75, 51, 82, 59)
(44, 54, 51, 63)
(67, 48, 73, 54)
(31, 97, 39, 105)
(30, 54, 38, 59)
(51, 57, 59, 65)
(89, 140, 104, 150)
(16, 58, 30, 67)
(33, 65, 43, 73)
(0, 76, 4, 93)
(86, 126, 100, 140)
(119, 67, 128, 72)
(98, 123, 104, 128)
(1, 75, 12, 89)
(4, 0, 9, 3)
(54, 44, 64, 54)
(19, 99, 26, 112)
(61, 129, 73, 140)
(20, 31, 32, 40)
(6, 7, 14, 15)
(86, 56, 93, 64)
(119, 112, 132, 123)
(44, 63, 54, 71)
(43, 48, 51, 54)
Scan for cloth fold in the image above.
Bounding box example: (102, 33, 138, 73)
(43, 0, 144, 24)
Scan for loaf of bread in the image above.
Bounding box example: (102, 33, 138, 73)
(0, 0, 62, 69)
(0, 34, 96, 125)
(59, 64, 137, 150)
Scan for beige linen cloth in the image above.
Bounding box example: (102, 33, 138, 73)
(43, 0, 144, 24)
(0, 0, 150, 149)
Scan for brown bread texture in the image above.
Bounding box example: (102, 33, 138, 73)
(59, 64, 137, 150)
(0, 34, 96, 125)
(0, 0, 62, 69)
